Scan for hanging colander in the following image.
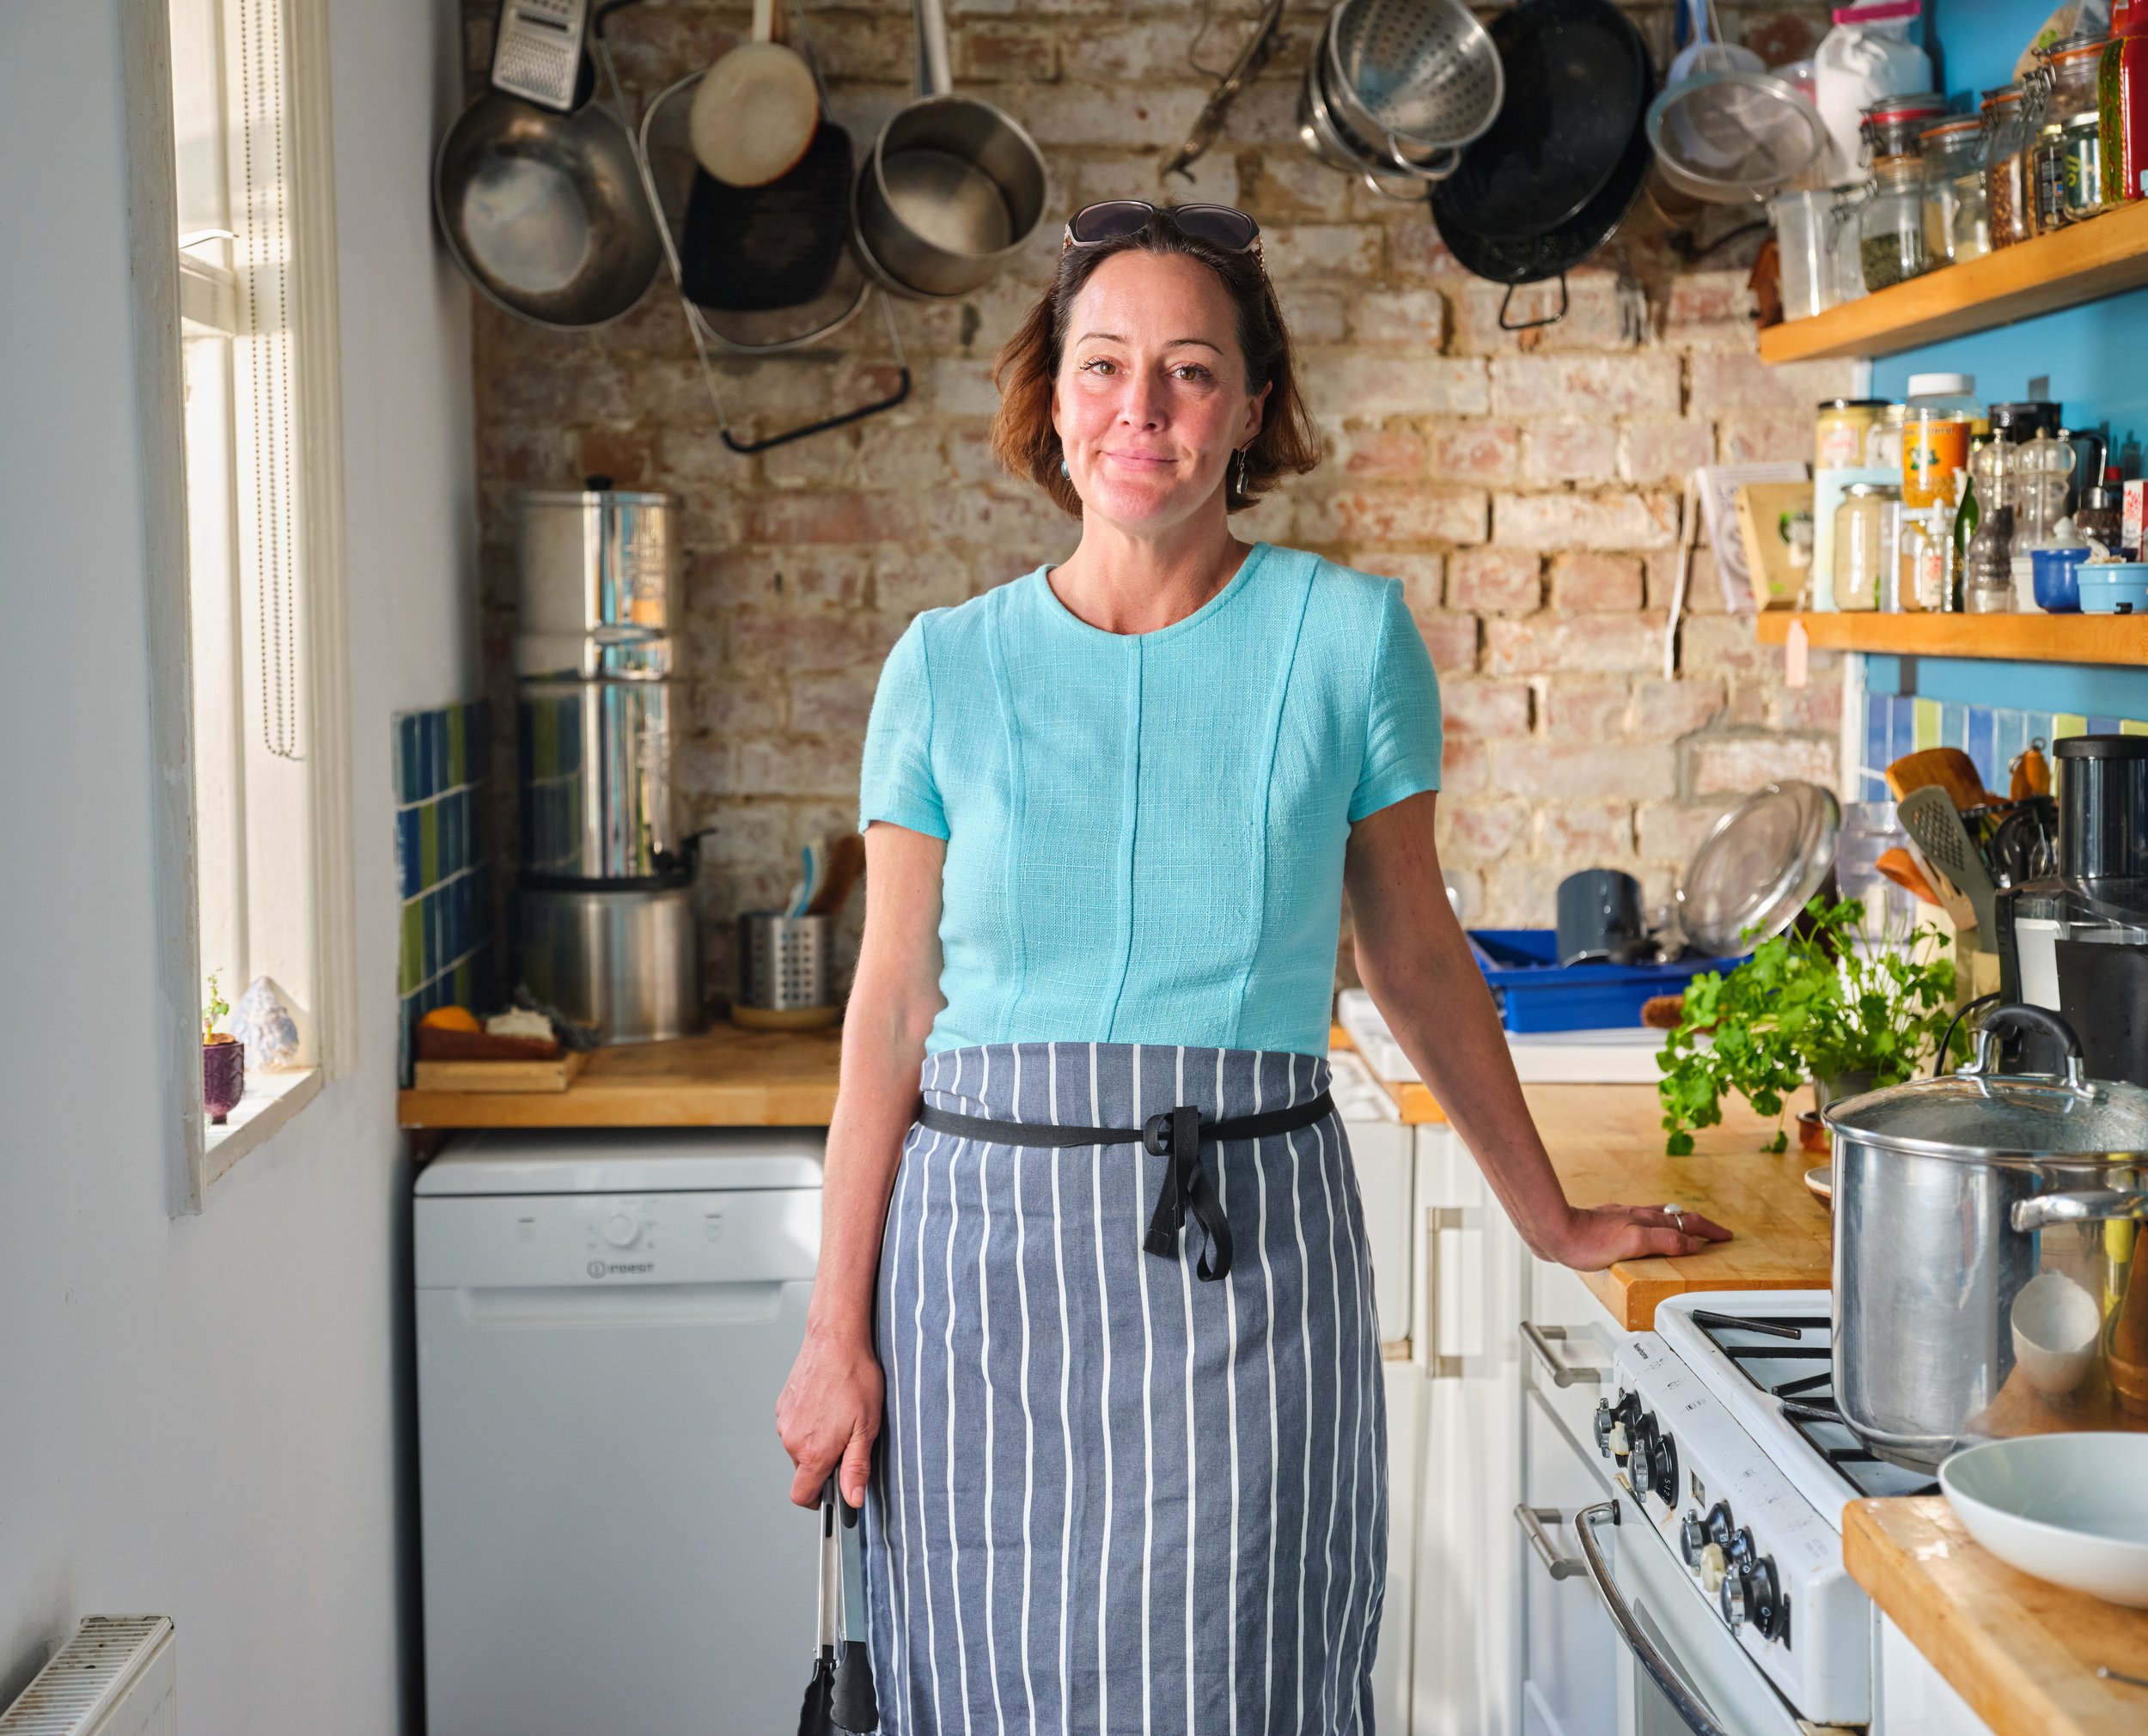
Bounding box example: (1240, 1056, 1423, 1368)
(1323, 0, 1504, 156)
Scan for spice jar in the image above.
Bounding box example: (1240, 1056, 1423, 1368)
(1984, 84, 2034, 247)
(1965, 504, 2018, 612)
(2039, 36, 2108, 222)
(2079, 470, 2127, 548)
(1862, 94, 1950, 161)
(1834, 482, 1901, 611)
(1920, 115, 1991, 261)
(2100, 1, 2147, 211)
(1861, 155, 1931, 289)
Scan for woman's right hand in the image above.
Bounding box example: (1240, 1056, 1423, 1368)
(776, 1325, 884, 1510)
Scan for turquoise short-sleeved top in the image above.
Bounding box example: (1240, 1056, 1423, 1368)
(858, 543, 1443, 1057)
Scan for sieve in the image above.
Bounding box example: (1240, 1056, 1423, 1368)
(1323, 0, 1504, 156)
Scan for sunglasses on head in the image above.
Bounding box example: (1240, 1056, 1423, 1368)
(1063, 200, 1263, 258)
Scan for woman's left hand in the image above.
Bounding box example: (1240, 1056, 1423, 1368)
(1551, 1202, 1732, 1271)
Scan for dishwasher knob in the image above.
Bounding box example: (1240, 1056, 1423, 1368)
(1679, 1510, 1706, 1565)
(601, 1211, 639, 1247)
(1721, 1568, 1750, 1629)
(1696, 1543, 1727, 1594)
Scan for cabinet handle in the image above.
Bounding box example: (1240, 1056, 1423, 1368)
(1422, 1206, 1463, 1380)
(1521, 1319, 1604, 1387)
(1513, 1504, 1584, 1581)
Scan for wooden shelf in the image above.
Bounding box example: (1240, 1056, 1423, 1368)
(1758, 200, 2148, 362)
(1756, 610, 2148, 664)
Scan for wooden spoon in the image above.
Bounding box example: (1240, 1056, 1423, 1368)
(1886, 746, 1995, 812)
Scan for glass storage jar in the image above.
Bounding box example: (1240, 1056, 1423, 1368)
(1861, 155, 1931, 289)
(1920, 116, 1990, 261)
(2040, 36, 2108, 221)
(1770, 189, 1839, 320)
(1834, 482, 1901, 610)
(1984, 85, 2034, 245)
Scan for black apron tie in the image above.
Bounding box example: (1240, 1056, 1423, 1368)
(913, 1089, 1334, 1283)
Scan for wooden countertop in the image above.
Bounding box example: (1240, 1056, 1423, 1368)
(1846, 1497, 2148, 1736)
(397, 1024, 845, 1129)
(1340, 1024, 1832, 1328)
(1523, 1081, 1832, 1330)
(396, 1021, 1834, 1331)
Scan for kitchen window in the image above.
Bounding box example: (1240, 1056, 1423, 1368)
(163, 0, 353, 1201)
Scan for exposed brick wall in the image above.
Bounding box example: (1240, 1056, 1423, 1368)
(464, 0, 1854, 1000)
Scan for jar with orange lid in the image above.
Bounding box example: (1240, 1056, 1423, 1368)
(1920, 115, 1990, 261)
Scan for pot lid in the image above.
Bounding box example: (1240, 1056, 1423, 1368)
(1826, 1004, 2148, 1161)
(1678, 780, 1840, 956)
(1823, 1070, 2148, 1162)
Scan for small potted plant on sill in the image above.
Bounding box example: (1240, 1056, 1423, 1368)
(1657, 897, 1962, 1155)
(202, 972, 244, 1125)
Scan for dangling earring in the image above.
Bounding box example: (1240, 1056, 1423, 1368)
(1234, 447, 1249, 497)
(1060, 455, 1071, 478)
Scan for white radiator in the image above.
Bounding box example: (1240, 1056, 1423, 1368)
(0, 1618, 174, 1736)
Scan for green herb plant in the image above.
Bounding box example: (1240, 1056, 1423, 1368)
(203, 972, 229, 1044)
(1657, 896, 1962, 1154)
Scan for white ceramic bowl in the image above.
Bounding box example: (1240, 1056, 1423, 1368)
(1941, 1434, 2148, 1606)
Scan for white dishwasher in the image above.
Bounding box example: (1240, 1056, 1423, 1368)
(415, 1126, 825, 1736)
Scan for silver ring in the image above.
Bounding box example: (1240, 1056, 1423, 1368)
(1661, 1202, 1686, 1231)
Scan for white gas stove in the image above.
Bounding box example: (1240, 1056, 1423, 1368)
(1584, 1289, 1938, 1732)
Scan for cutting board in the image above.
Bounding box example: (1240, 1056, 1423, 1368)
(412, 1049, 589, 1093)
(1845, 1496, 2148, 1736)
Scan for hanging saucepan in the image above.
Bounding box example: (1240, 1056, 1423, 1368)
(1431, 58, 1655, 330)
(1431, 0, 1651, 243)
(853, 0, 1048, 301)
(434, 52, 662, 328)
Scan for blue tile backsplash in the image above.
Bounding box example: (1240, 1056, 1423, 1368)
(1858, 691, 2148, 801)
(394, 701, 495, 1082)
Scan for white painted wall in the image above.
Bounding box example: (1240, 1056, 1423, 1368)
(0, 2, 473, 1730)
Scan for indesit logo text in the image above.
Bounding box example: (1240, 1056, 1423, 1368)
(586, 1260, 656, 1279)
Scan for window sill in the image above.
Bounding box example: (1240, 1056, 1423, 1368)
(203, 1065, 323, 1188)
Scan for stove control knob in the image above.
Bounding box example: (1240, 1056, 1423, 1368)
(1606, 1422, 1629, 1458)
(1721, 1568, 1750, 1630)
(1696, 1543, 1727, 1594)
(1679, 1510, 1706, 1566)
(1749, 1557, 1787, 1644)
(1730, 1526, 1757, 1569)
(1593, 1400, 1614, 1456)
(1648, 1431, 1680, 1506)
(1705, 1501, 1736, 1550)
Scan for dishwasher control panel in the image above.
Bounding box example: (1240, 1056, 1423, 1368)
(417, 1188, 821, 1288)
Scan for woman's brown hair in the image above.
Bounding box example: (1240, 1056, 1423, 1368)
(989, 217, 1321, 517)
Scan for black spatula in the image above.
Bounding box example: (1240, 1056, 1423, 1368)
(682, 118, 851, 313)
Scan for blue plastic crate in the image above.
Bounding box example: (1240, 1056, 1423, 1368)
(1469, 929, 1742, 1034)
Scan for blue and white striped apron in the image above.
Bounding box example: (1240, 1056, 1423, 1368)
(863, 1042, 1387, 1736)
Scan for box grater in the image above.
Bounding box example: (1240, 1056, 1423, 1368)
(490, 0, 589, 112)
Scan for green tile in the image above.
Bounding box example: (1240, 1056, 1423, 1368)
(2053, 713, 2088, 740)
(1913, 697, 1942, 751)
(399, 901, 422, 994)
(420, 801, 439, 888)
(447, 704, 467, 788)
(2123, 719, 2148, 736)
(454, 956, 475, 1008)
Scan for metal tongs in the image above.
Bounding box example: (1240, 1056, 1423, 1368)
(799, 1478, 878, 1734)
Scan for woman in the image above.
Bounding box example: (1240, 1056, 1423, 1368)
(777, 201, 1730, 1735)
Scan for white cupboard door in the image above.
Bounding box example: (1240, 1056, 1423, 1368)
(1347, 1112, 1418, 1350)
(1518, 1391, 1620, 1736)
(1407, 1123, 1527, 1736)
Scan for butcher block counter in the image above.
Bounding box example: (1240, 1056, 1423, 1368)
(399, 1020, 1831, 1329)
(1846, 1497, 2148, 1736)
(397, 1024, 845, 1129)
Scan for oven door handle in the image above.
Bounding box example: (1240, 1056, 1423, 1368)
(1574, 1501, 1730, 1736)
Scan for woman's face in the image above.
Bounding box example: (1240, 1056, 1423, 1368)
(1051, 249, 1269, 533)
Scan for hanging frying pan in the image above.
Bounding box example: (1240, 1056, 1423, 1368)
(1433, 66, 1655, 329)
(1430, 0, 1650, 244)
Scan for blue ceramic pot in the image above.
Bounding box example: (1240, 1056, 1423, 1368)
(2030, 545, 2089, 612)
